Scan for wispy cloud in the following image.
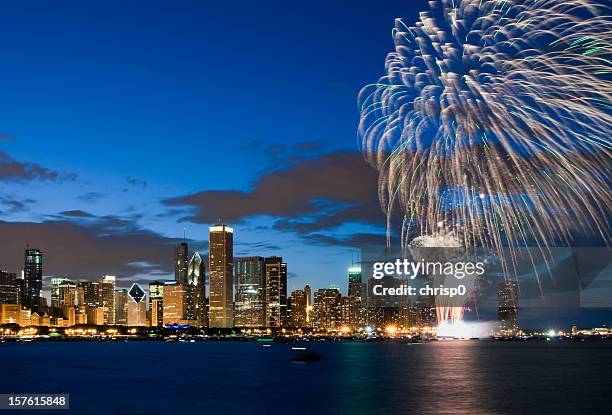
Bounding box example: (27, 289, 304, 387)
(164, 151, 383, 240)
(0, 216, 190, 280)
(0, 151, 76, 182)
(126, 176, 147, 188)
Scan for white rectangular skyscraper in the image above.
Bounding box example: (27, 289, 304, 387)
(208, 224, 233, 328)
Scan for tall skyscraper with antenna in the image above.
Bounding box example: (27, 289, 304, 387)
(208, 224, 233, 328)
(175, 241, 188, 285)
(187, 251, 206, 327)
(24, 248, 43, 313)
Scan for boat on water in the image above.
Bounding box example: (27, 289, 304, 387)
(290, 347, 322, 362)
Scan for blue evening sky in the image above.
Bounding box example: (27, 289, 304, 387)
(0, 0, 422, 293)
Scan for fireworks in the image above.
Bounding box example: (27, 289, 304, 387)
(358, 0, 611, 257)
(408, 234, 472, 323)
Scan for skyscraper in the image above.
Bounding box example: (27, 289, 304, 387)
(175, 242, 189, 285)
(304, 284, 312, 325)
(162, 281, 189, 325)
(59, 280, 77, 308)
(347, 266, 364, 327)
(80, 281, 101, 307)
(340, 296, 362, 328)
(417, 296, 437, 329)
(498, 281, 519, 333)
(348, 266, 363, 297)
(289, 289, 307, 327)
(51, 277, 65, 309)
(151, 298, 163, 327)
(76, 285, 85, 309)
(264, 256, 287, 327)
(234, 257, 265, 327)
(100, 275, 116, 325)
(148, 281, 165, 327)
(0, 271, 18, 304)
(208, 224, 233, 328)
(15, 278, 24, 306)
(115, 289, 128, 325)
(286, 295, 293, 327)
(51, 277, 76, 309)
(313, 288, 341, 330)
(24, 248, 43, 313)
(187, 252, 206, 327)
(127, 283, 147, 326)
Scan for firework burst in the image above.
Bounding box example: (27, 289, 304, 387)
(359, 0, 611, 266)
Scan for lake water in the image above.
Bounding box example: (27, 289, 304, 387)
(2, 340, 611, 414)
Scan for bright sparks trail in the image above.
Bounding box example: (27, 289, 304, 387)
(410, 234, 468, 324)
(358, 0, 612, 301)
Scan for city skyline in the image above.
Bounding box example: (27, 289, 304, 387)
(0, 0, 609, 329)
(0, 2, 609, 414)
(2, 222, 371, 300)
(0, 224, 612, 327)
(2, 236, 611, 330)
(0, 240, 498, 334)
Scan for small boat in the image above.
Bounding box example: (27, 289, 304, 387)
(291, 349, 322, 362)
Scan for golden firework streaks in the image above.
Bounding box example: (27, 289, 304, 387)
(358, 1, 611, 286)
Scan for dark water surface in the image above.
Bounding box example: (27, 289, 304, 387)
(1, 340, 611, 415)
